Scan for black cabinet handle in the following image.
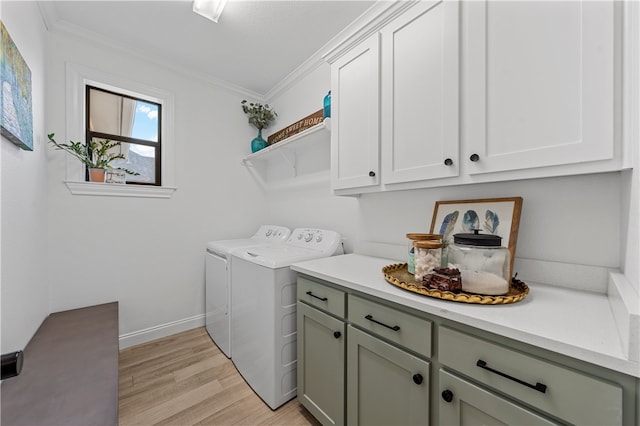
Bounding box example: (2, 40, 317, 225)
(444, 158, 453, 166)
(441, 389, 454, 403)
(305, 291, 328, 301)
(333, 331, 341, 339)
(476, 360, 547, 393)
(364, 314, 400, 331)
(469, 153, 480, 162)
(412, 374, 423, 385)
(369, 171, 376, 177)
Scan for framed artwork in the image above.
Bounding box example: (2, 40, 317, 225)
(429, 197, 523, 274)
(1, 21, 33, 151)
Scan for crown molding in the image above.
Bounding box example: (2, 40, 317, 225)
(37, 0, 419, 102)
(36, 1, 265, 101)
(266, 0, 415, 101)
(322, 0, 417, 64)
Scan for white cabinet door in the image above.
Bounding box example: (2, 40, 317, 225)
(464, 0, 616, 175)
(331, 34, 381, 191)
(381, 0, 460, 184)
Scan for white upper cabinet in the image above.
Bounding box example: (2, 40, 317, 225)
(381, 0, 460, 184)
(326, 0, 625, 195)
(330, 34, 381, 191)
(464, 0, 617, 175)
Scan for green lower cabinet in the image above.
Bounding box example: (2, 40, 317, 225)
(297, 302, 346, 426)
(347, 325, 430, 426)
(438, 370, 558, 426)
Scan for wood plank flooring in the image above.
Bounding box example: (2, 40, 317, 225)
(119, 327, 320, 425)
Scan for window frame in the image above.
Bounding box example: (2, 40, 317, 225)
(64, 63, 176, 198)
(85, 85, 163, 186)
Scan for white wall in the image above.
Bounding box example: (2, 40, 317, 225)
(266, 65, 628, 284)
(264, 65, 361, 250)
(2, 2, 635, 353)
(44, 31, 266, 346)
(1, 1, 50, 353)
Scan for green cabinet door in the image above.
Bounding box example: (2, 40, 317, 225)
(347, 325, 430, 426)
(438, 369, 559, 426)
(297, 302, 346, 426)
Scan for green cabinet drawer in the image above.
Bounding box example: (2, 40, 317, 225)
(438, 369, 558, 425)
(438, 327, 623, 426)
(348, 294, 432, 357)
(298, 276, 346, 319)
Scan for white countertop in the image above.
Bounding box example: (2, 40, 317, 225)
(291, 253, 640, 378)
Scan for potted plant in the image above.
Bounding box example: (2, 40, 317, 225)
(47, 133, 139, 182)
(241, 100, 277, 153)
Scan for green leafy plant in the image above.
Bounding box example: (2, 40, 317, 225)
(241, 100, 277, 130)
(47, 133, 139, 175)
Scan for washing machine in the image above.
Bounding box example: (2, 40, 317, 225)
(229, 228, 343, 409)
(205, 225, 291, 358)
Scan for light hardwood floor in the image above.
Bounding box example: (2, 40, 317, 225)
(119, 327, 320, 425)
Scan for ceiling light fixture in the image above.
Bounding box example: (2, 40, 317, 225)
(193, 0, 228, 23)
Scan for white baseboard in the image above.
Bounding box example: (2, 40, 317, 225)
(118, 314, 206, 349)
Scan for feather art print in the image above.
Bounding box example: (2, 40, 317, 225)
(484, 210, 500, 234)
(462, 210, 479, 232)
(439, 210, 459, 243)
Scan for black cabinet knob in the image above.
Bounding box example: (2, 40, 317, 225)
(444, 158, 453, 166)
(333, 331, 341, 339)
(412, 374, 423, 385)
(441, 389, 454, 403)
(469, 153, 480, 162)
(369, 171, 376, 177)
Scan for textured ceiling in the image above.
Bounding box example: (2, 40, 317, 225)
(40, 1, 377, 96)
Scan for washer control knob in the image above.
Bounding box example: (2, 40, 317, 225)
(316, 235, 323, 243)
(305, 233, 314, 242)
(266, 229, 272, 236)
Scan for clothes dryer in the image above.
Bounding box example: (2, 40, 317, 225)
(205, 225, 290, 358)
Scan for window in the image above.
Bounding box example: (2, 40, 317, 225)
(65, 63, 175, 198)
(86, 86, 162, 185)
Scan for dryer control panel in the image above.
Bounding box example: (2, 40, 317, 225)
(288, 228, 342, 254)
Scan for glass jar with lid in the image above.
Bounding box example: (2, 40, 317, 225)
(448, 230, 510, 295)
(413, 240, 444, 283)
(406, 233, 442, 274)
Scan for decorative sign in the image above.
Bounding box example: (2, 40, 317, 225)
(268, 109, 324, 146)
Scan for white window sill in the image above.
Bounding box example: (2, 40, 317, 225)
(65, 181, 177, 198)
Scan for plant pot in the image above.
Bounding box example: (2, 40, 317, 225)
(88, 168, 106, 183)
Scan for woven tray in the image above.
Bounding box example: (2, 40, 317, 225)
(382, 263, 529, 305)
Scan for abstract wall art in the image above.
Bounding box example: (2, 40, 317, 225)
(1, 21, 33, 151)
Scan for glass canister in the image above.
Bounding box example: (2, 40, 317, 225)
(406, 233, 442, 274)
(448, 230, 511, 295)
(413, 240, 444, 283)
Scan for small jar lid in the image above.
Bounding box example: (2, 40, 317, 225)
(413, 240, 443, 249)
(406, 233, 442, 241)
(453, 229, 502, 247)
